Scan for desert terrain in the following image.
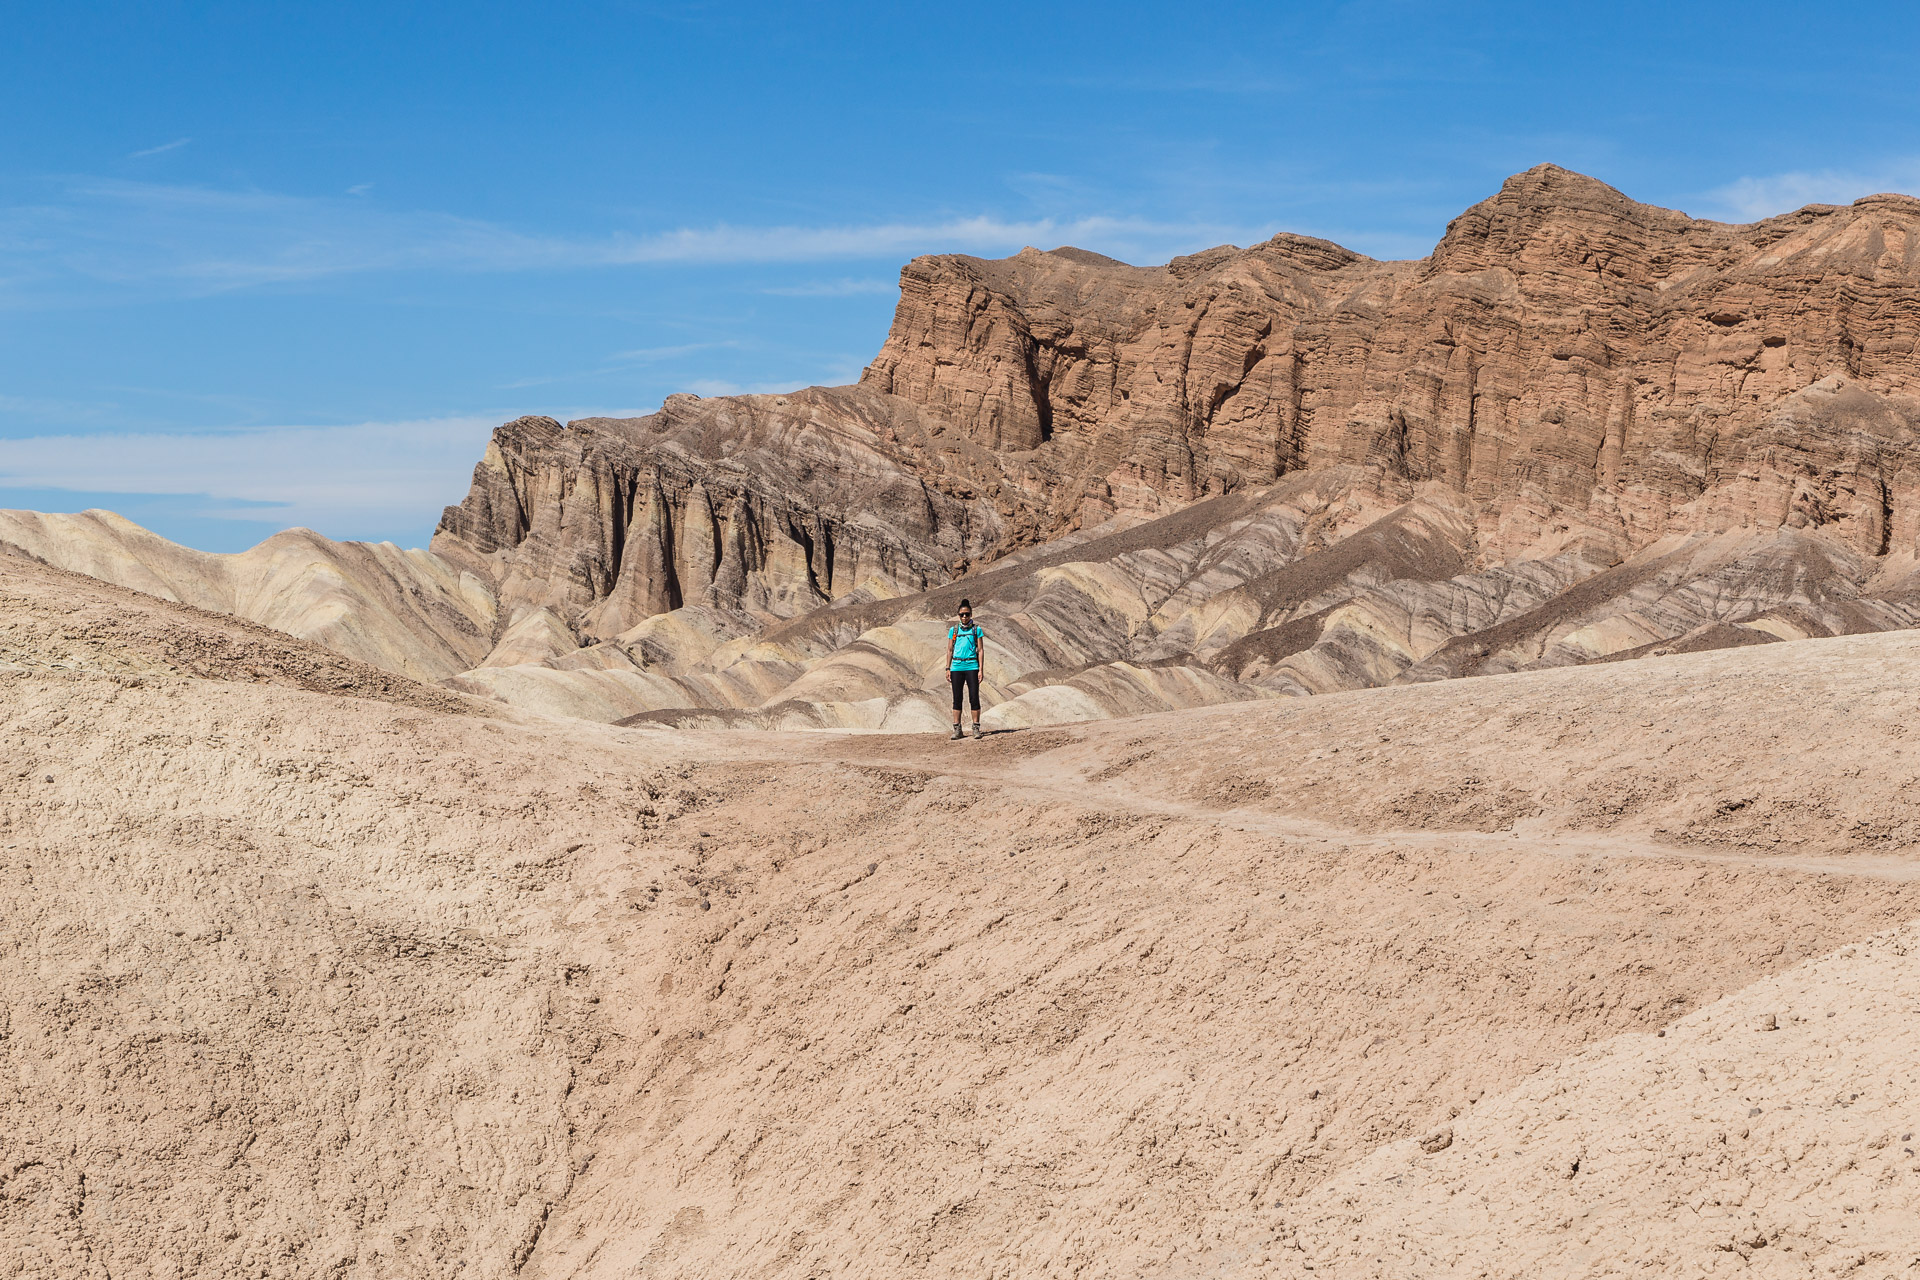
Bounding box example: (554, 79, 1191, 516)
(5, 165, 1920, 1276)
(4, 543, 1919, 1277)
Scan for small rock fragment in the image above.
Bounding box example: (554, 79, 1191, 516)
(1418, 1128, 1454, 1154)
(1756, 1013, 1778, 1031)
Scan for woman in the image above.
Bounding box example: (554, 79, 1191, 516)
(945, 599, 985, 740)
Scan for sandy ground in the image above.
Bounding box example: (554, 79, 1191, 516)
(3, 551, 1919, 1277)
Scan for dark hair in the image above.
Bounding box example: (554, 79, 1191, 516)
(958, 599, 972, 610)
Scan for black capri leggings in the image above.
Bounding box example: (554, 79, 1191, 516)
(950, 669, 980, 711)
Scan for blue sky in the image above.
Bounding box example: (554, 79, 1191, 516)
(7, 1, 1920, 550)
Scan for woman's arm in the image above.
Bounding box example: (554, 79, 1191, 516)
(945, 627, 955, 672)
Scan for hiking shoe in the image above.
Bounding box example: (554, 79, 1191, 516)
(970, 724, 984, 740)
(950, 725, 965, 741)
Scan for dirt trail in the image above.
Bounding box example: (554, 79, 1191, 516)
(779, 745, 1920, 884)
(4, 555, 1920, 1277)
(764, 628, 1920, 886)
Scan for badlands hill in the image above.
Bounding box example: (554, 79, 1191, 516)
(3, 540, 1919, 1277)
(13, 166, 1920, 730)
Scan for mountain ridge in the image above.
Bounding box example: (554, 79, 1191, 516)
(14, 165, 1920, 730)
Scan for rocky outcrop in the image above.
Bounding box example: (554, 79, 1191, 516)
(23, 165, 1920, 732)
(418, 156, 1920, 726)
(432, 387, 1026, 642)
(441, 457, 1914, 729)
(863, 165, 1920, 560)
(438, 165, 1920, 663)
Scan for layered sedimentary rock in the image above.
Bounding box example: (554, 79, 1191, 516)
(448, 170, 1920, 726)
(586, 459, 1920, 731)
(863, 165, 1920, 562)
(0, 508, 495, 681)
(431, 388, 1021, 643)
(435, 166, 1920, 667)
(21, 166, 1920, 732)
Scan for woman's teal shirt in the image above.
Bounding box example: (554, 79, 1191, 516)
(949, 624, 982, 671)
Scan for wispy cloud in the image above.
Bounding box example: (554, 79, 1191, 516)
(593, 214, 1238, 266)
(762, 277, 897, 297)
(0, 416, 500, 539)
(607, 340, 739, 363)
(0, 176, 1268, 305)
(128, 137, 192, 159)
(0, 385, 280, 432)
(682, 377, 812, 398)
(495, 342, 743, 389)
(1698, 161, 1920, 222)
(0, 390, 127, 426)
(1056, 72, 1297, 95)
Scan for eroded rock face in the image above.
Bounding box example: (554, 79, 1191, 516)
(23, 164, 1909, 729)
(863, 165, 1920, 560)
(431, 388, 1018, 642)
(441, 165, 1920, 661)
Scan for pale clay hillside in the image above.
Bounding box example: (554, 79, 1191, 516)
(4, 167, 1920, 1277)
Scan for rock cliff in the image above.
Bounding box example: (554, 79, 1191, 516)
(440, 165, 1920, 648)
(431, 387, 1024, 643)
(396, 166, 1920, 727)
(861, 165, 1920, 560)
(23, 166, 1920, 731)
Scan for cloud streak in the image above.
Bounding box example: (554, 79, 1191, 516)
(0, 416, 500, 539)
(0, 176, 1271, 304)
(761, 277, 899, 297)
(1698, 161, 1920, 222)
(592, 214, 1226, 266)
(681, 377, 813, 398)
(128, 137, 192, 159)
(606, 341, 740, 363)
(495, 342, 745, 389)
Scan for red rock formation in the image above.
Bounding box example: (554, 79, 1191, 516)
(437, 165, 1920, 640)
(864, 165, 1920, 561)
